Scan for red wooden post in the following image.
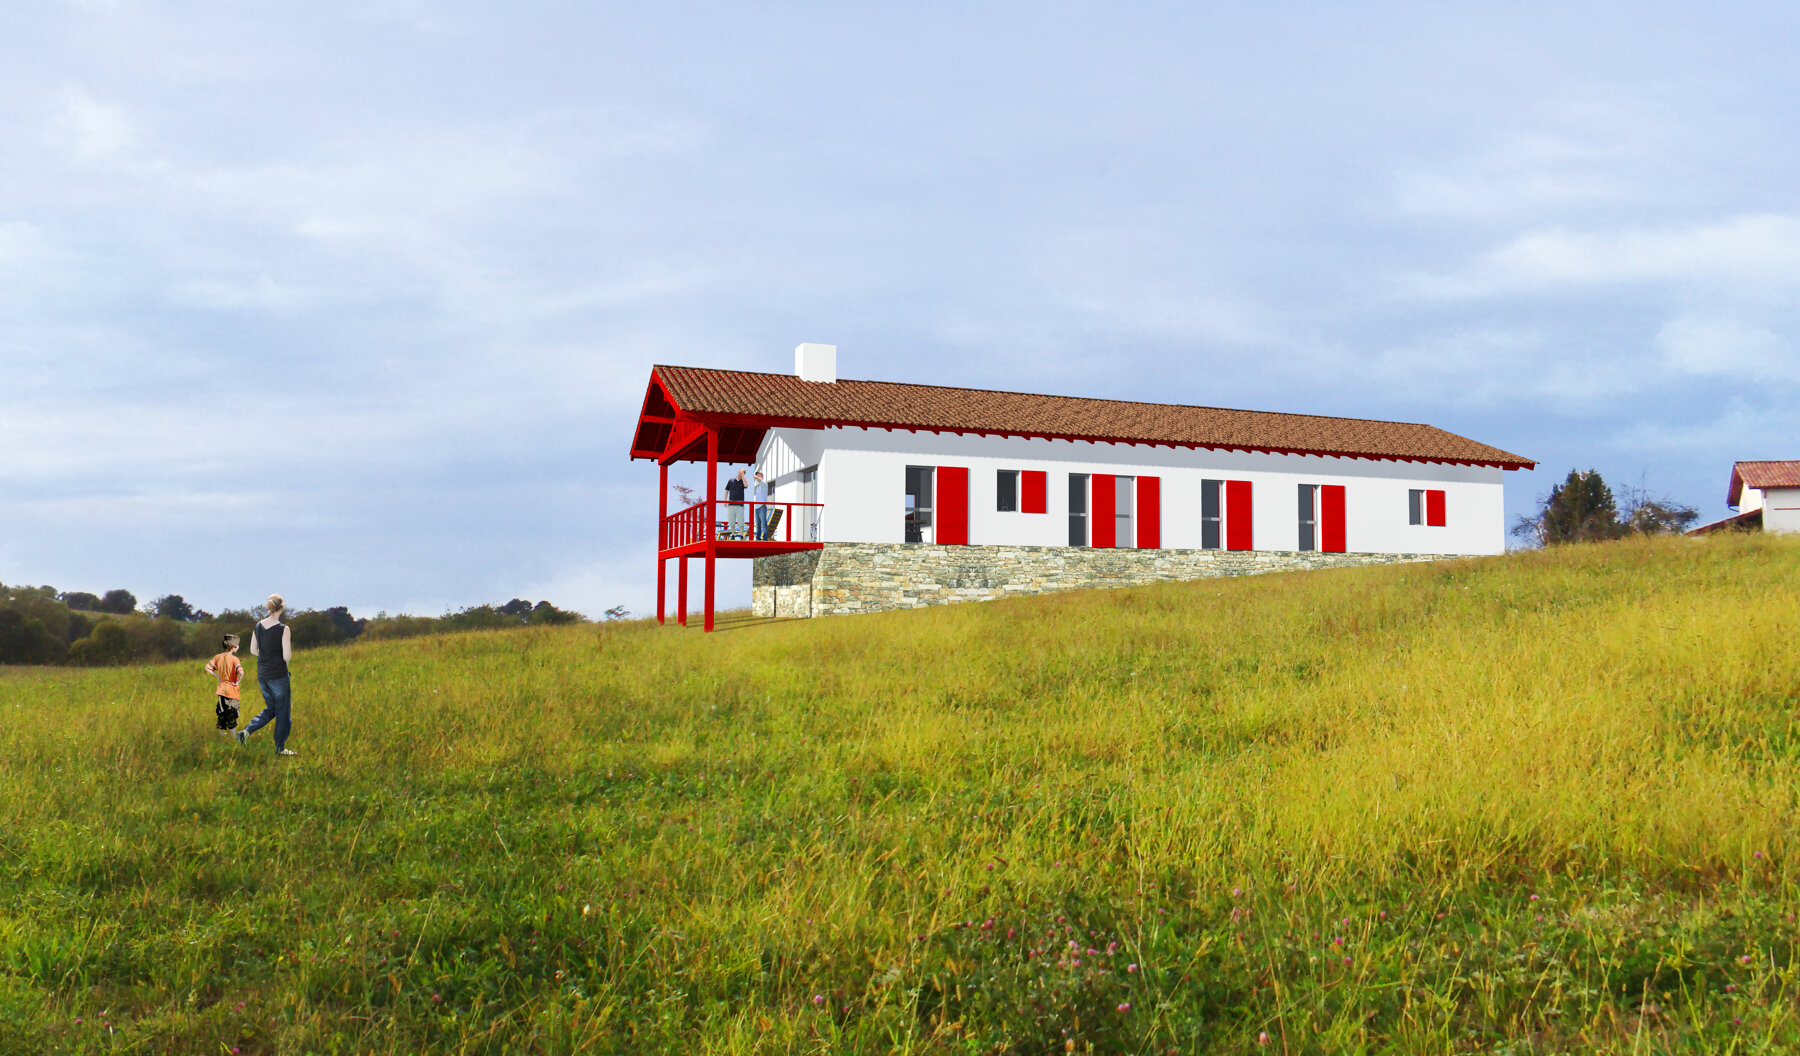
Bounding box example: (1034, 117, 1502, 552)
(657, 462, 668, 624)
(677, 556, 688, 626)
(704, 426, 718, 631)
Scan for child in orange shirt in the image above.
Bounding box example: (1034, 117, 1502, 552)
(205, 634, 243, 734)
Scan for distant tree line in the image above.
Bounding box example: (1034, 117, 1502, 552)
(0, 585, 587, 667)
(1512, 469, 1699, 547)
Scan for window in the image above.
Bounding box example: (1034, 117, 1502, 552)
(1115, 476, 1134, 549)
(997, 469, 1018, 512)
(1301, 483, 1346, 552)
(905, 466, 934, 543)
(797, 466, 819, 541)
(1068, 473, 1088, 546)
(1202, 479, 1223, 550)
(1410, 488, 1447, 527)
(1298, 484, 1317, 552)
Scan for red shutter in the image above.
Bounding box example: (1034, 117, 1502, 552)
(1321, 484, 1346, 553)
(1136, 475, 1160, 548)
(1091, 474, 1115, 547)
(1225, 479, 1253, 551)
(937, 466, 968, 544)
(1021, 470, 1047, 514)
(1426, 489, 1446, 527)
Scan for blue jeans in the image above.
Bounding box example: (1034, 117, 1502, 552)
(245, 676, 291, 750)
(754, 506, 769, 540)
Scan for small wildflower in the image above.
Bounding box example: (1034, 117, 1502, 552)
(1117, 1002, 1131, 1012)
(1343, 956, 1352, 965)
(1258, 1031, 1271, 1046)
(812, 994, 825, 1006)
(1127, 963, 1138, 973)
(1231, 887, 1242, 897)
(1741, 955, 1753, 964)
(431, 993, 442, 1003)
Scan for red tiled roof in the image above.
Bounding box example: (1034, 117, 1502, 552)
(1687, 508, 1763, 536)
(648, 365, 1534, 469)
(1730, 460, 1800, 505)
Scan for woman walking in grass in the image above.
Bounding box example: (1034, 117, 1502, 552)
(237, 593, 298, 757)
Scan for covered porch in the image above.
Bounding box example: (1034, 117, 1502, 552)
(631, 371, 823, 631)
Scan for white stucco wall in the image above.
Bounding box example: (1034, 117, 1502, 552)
(1739, 486, 1765, 514)
(754, 426, 1509, 555)
(1762, 487, 1800, 534)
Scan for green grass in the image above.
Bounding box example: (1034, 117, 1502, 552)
(3, 532, 1800, 1054)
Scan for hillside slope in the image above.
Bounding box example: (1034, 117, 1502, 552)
(3, 534, 1799, 1054)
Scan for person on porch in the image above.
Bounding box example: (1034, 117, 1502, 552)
(723, 469, 747, 539)
(753, 471, 770, 540)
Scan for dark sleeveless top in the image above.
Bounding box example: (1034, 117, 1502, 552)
(254, 621, 289, 680)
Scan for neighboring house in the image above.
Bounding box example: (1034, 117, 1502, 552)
(630, 344, 1535, 629)
(1689, 460, 1800, 535)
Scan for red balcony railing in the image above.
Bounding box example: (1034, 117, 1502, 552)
(659, 500, 824, 552)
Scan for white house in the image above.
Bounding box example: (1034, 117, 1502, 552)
(630, 344, 1535, 628)
(1692, 460, 1800, 535)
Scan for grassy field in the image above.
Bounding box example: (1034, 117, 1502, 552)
(3, 533, 1799, 1054)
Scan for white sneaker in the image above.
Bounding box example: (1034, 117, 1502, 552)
(277, 748, 298, 757)
(234, 730, 247, 745)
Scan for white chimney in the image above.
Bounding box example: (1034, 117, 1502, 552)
(795, 342, 837, 383)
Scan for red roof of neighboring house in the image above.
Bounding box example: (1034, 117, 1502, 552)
(1687, 508, 1763, 536)
(632, 365, 1536, 469)
(1729, 460, 1800, 506)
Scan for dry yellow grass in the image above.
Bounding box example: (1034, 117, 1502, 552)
(2, 532, 1798, 1053)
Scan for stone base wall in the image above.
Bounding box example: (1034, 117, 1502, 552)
(752, 543, 1452, 618)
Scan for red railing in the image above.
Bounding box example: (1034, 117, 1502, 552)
(659, 500, 824, 552)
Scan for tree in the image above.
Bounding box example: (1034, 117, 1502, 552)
(498, 598, 533, 620)
(1618, 478, 1700, 536)
(99, 589, 138, 615)
(527, 600, 582, 625)
(1514, 469, 1622, 546)
(1514, 469, 1699, 546)
(152, 594, 197, 621)
(0, 609, 65, 664)
(59, 591, 103, 611)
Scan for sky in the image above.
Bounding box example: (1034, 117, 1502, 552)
(4, 1, 1797, 620)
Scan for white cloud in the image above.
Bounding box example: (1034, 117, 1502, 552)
(1405, 214, 1800, 300)
(169, 275, 312, 314)
(1613, 399, 1798, 455)
(50, 85, 151, 166)
(1657, 314, 1797, 381)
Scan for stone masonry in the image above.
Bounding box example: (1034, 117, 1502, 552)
(752, 543, 1452, 618)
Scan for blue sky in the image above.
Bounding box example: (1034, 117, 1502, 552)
(4, 2, 1797, 619)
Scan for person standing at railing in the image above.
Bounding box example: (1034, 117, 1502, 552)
(752, 471, 770, 540)
(723, 469, 747, 539)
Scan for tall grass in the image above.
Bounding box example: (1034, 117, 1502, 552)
(3, 533, 1799, 1053)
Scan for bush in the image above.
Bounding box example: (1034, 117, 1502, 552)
(69, 621, 131, 666)
(99, 589, 137, 615)
(0, 609, 66, 664)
